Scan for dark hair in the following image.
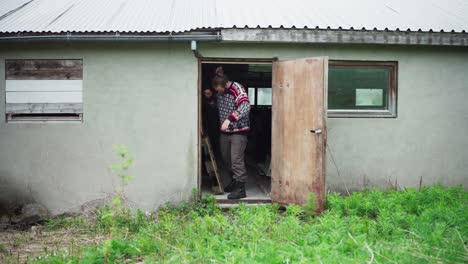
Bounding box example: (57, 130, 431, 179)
(212, 66, 228, 88)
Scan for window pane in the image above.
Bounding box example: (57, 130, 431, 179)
(328, 66, 390, 110)
(248, 87, 256, 105)
(257, 88, 272, 106)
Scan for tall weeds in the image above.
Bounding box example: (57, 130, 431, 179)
(30, 184, 467, 264)
(26, 146, 468, 263)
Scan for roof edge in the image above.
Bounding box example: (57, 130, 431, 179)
(221, 28, 468, 46)
(0, 31, 221, 42)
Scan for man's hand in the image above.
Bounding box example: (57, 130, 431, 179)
(221, 119, 231, 131)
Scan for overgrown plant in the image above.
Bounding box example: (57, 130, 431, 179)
(98, 145, 145, 230)
(12, 183, 466, 263)
(97, 145, 141, 263)
(303, 193, 317, 219)
(98, 145, 135, 231)
(111, 144, 134, 208)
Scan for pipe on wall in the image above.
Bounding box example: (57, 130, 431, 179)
(0, 32, 221, 42)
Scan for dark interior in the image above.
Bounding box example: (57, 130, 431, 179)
(201, 63, 273, 200)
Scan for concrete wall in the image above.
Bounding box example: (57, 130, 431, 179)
(0, 42, 467, 214)
(0, 42, 199, 215)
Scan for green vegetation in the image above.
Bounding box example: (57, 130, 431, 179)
(23, 185, 467, 263)
(1, 147, 466, 263)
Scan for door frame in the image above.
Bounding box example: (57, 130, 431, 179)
(197, 57, 275, 201)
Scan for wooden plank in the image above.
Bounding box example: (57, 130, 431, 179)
(202, 136, 223, 194)
(200, 57, 275, 64)
(6, 59, 83, 80)
(271, 57, 328, 213)
(198, 59, 203, 197)
(221, 29, 468, 47)
(6, 91, 82, 103)
(6, 80, 83, 92)
(216, 200, 272, 206)
(6, 103, 83, 114)
(322, 59, 328, 205)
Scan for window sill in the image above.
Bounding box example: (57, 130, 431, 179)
(327, 109, 396, 118)
(5, 113, 83, 123)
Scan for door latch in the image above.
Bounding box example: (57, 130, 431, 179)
(310, 129, 322, 134)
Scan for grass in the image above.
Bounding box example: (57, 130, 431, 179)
(0, 185, 466, 263)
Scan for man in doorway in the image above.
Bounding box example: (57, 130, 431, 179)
(212, 66, 251, 199)
(202, 87, 220, 154)
(201, 87, 221, 191)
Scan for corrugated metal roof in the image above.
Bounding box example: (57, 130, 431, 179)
(0, 0, 467, 34)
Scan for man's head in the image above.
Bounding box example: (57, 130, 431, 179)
(212, 66, 229, 93)
(203, 88, 213, 98)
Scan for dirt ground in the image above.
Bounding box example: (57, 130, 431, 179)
(0, 226, 107, 263)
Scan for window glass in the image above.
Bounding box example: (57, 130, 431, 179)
(328, 66, 390, 110)
(248, 87, 256, 105)
(257, 88, 272, 106)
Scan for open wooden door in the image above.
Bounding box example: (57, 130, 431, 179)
(271, 57, 328, 212)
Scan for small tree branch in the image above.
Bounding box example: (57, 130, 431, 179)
(365, 242, 374, 264)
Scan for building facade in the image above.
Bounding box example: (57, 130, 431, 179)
(0, 41, 467, 214)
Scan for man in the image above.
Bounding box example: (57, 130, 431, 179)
(202, 87, 220, 154)
(212, 67, 251, 199)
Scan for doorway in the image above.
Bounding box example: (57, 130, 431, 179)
(199, 60, 273, 203)
(198, 57, 328, 211)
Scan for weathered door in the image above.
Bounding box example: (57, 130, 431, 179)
(271, 57, 328, 212)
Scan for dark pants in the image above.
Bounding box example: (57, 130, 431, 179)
(220, 133, 248, 183)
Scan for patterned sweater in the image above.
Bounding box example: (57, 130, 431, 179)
(217, 82, 251, 133)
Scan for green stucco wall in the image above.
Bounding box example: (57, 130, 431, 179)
(0, 42, 467, 214)
(0, 43, 199, 214)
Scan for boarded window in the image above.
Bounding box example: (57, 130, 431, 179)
(328, 61, 397, 117)
(5, 59, 83, 122)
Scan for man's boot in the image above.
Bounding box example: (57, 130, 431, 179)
(224, 180, 237, 192)
(227, 182, 246, 200)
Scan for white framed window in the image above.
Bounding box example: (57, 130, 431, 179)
(328, 60, 398, 118)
